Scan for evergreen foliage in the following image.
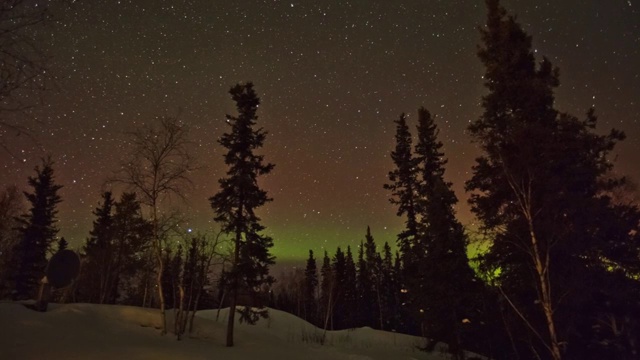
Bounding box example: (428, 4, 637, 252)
(319, 250, 333, 329)
(303, 250, 318, 323)
(161, 244, 183, 309)
(209, 82, 275, 347)
(11, 158, 62, 300)
(413, 107, 482, 358)
(79, 191, 115, 303)
(380, 241, 397, 331)
(56, 237, 68, 252)
(331, 246, 346, 329)
(343, 245, 358, 328)
(356, 239, 372, 327)
(384, 113, 419, 260)
(466, 1, 640, 358)
(296, 229, 403, 333)
(79, 192, 152, 304)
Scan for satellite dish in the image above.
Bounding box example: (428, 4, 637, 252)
(46, 250, 81, 288)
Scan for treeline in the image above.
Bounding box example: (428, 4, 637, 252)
(272, 228, 404, 333)
(0, 173, 224, 337)
(0, 83, 276, 346)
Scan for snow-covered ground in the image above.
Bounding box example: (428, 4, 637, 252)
(0, 302, 481, 359)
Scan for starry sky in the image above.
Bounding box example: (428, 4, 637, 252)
(1, 0, 639, 262)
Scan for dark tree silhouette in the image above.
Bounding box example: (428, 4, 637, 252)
(56, 237, 68, 252)
(412, 107, 481, 359)
(384, 113, 419, 262)
(10, 157, 62, 299)
(209, 82, 275, 347)
(80, 191, 115, 303)
(467, 1, 640, 358)
(319, 250, 333, 333)
(304, 250, 318, 323)
(79, 192, 152, 305)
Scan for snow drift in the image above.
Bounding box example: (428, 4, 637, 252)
(0, 302, 483, 359)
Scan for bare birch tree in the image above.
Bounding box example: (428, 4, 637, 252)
(113, 116, 197, 335)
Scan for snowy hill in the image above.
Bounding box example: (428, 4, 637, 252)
(0, 302, 482, 359)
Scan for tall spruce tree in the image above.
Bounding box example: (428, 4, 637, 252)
(356, 239, 372, 327)
(344, 245, 358, 328)
(105, 192, 152, 304)
(413, 107, 480, 358)
(467, 1, 640, 358)
(209, 82, 275, 347)
(384, 113, 419, 262)
(360, 226, 381, 328)
(11, 157, 62, 300)
(365, 234, 384, 330)
(80, 191, 115, 303)
(331, 247, 346, 329)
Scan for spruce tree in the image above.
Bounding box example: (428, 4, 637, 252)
(356, 240, 371, 327)
(358, 226, 380, 328)
(161, 245, 185, 310)
(182, 238, 199, 312)
(56, 237, 68, 252)
(379, 241, 395, 331)
(392, 250, 408, 333)
(11, 157, 62, 300)
(303, 250, 318, 324)
(81, 191, 115, 303)
(319, 250, 333, 330)
(413, 107, 480, 358)
(384, 113, 419, 262)
(467, 1, 640, 358)
(331, 247, 346, 329)
(363, 229, 384, 330)
(209, 82, 275, 347)
(344, 245, 357, 328)
(106, 192, 152, 304)
(384, 113, 422, 335)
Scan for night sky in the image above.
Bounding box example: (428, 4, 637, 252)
(1, 0, 638, 262)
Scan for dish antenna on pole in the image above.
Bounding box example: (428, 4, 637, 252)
(32, 250, 81, 312)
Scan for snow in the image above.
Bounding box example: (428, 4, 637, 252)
(0, 302, 483, 359)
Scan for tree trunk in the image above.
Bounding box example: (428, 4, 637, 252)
(375, 285, 384, 330)
(142, 278, 148, 308)
(321, 288, 333, 345)
(176, 285, 185, 340)
(226, 286, 237, 346)
(506, 173, 562, 360)
(152, 199, 167, 335)
(189, 284, 203, 334)
(527, 223, 562, 360)
(156, 247, 167, 335)
(216, 289, 226, 322)
(226, 225, 241, 347)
